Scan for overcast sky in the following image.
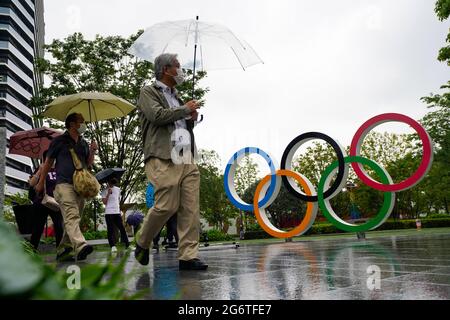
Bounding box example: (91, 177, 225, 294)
(43, 0, 449, 171)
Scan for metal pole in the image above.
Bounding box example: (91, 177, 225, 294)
(94, 199, 97, 232)
(191, 16, 199, 100)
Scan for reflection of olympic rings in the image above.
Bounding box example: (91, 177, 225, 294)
(224, 113, 434, 238)
(325, 242, 402, 290)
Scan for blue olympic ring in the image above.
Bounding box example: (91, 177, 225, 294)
(223, 147, 278, 211)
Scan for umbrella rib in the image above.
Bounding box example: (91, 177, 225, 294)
(64, 99, 86, 117)
(229, 46, 246, 71)
(162, 33, 182, 54)
(185, 20, 194, 47)
(97, 99, 130, 117)
(203, 31, 250, 70)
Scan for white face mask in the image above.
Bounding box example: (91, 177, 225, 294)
(172, 68, 186, 85)
(77, 123, 87, 135)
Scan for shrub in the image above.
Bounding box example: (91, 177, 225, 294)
(242, 217, 450, 239)
(421, 218, 450, 228)
(245, 223, 264, 232)
(83, 230, 108, 240)
(306, 223, 344, 235)
(3, 192, 32, 224)
(205, 229, 235, 242)
(243, 230, 272, 240)
(424, 214, 450, 219)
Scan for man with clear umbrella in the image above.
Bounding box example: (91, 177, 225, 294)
(134, 53, 207, 270)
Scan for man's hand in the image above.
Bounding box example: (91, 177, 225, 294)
(185, 100, 200, 113)
(88, 140, 97, 168)
(190, 110, 199, 121)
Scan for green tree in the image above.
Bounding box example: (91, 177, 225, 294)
(360, 132, 417, 170)
(197, 150, 237, 232)
(234, 155, 259, 197)
(420, 0, 449, 162)
(434, 0, 450, 64)
(31, 32, 208, 209)
(291, 132, 422, 220)
(414, 0, 450, 215)
(242, 180, 306, 229)
(233, 155, 259, 228)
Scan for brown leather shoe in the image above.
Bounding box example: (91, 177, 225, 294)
(179, 258, 208, 270)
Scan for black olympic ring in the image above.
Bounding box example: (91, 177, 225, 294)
(280, 132, 348, 202)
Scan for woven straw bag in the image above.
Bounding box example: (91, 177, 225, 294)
(69, 148, 100, 199)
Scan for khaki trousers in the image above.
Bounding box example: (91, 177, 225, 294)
(54, 183, 87, 255)
(137, 158, 200, 261)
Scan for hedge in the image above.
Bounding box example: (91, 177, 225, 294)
(243, 218, 450, 239)
(83, 230, 108, 240)
(202, 229, 236, 242)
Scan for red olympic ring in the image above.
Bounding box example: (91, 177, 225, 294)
(350, 113, 434, 192)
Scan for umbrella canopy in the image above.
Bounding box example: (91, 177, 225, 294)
(9, 127, 62, 159)
(128, 18, 263, 71)
(126, 211, 144, 226)
(42, 92, 135, 122)
(95, 168, 126, 184)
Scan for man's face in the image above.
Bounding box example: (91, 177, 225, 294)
(72, 114, 85, 131)
(165, 59, 181, 78)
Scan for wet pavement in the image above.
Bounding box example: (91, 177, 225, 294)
(50, 232, 450, 300)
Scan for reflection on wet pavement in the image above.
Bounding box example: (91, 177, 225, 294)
(52, 233, 450, 300)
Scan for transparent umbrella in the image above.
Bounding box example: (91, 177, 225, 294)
(129, 17, 263, 98)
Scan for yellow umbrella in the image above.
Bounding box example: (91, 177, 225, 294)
(42, 92, 135, 122)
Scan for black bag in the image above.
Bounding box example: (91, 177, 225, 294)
(13, 204, 34, 234)
(28, 168, 39, 203)
(28, 185, 37, 203)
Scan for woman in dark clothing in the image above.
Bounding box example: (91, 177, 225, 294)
(28, 151, 64, 251)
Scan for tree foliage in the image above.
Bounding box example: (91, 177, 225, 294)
(31, 32, 208, 206)
(197, 150, 237, 232)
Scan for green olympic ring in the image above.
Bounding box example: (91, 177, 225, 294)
(318, 156, 395, 232)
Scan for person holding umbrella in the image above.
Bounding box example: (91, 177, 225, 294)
(101, 177, 132, 253)
(8, 127, 64, 251)
(36, 91, 135, 261)
(134, 53, 207, 270)
(28, 150, 64, 252)
(35, 113, 97, 261)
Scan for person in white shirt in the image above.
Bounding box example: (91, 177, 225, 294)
(101, 178, 131, 253)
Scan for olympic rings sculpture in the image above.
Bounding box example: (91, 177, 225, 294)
(224, 113, 434, 239)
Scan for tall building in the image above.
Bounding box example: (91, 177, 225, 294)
(0, 0, 44, 215)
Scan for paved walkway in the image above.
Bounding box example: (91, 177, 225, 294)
(52, 231, 450, 300)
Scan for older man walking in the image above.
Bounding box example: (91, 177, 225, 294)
(134, 53, 207, 270)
